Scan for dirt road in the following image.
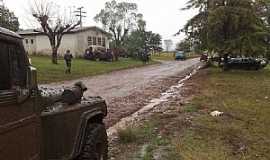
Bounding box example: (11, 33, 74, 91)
(41, 58, 199, 99)
(41, 58, 201, 127)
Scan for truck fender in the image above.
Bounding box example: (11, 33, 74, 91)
(69, 109, 105, 159)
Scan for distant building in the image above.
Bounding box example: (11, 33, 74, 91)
(17, 26, 111, 57)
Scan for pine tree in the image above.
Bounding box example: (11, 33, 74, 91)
(182, 0, 269, 57)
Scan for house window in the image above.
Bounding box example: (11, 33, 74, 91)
(87, 36, 92, 46)
(25, 39, 28, 44)
(98, 37, 102, 46)
(31, 39, 34, 44)
(93, 37, 97, 45)
(102, 38, 106, 47)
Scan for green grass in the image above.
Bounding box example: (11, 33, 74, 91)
(30, 56, 156, 84)
(182, 103, 201, 113)
(117, 122, 156, 145)
(117, 127, 139, 144)
(152, 52, 175, 61)
(171, 66, 270, 160)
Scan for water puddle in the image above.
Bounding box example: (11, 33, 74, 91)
(107, 66, 201, 136)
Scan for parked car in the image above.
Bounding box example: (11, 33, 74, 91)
(200, 53, 208, 62)
(175, 51, 186, 60)
(224, 57, 268, 70)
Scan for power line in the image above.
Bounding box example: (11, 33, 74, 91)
(74, 7, 87, 28)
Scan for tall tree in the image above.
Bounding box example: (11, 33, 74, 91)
(94, 0, 139, 49)
(125, 30, 162, 57)
(181, 0, 269, 57)
(208, 0, 268, 56)
(30, 0, 80, 64)
(124, 15, 162, 57)
(176, 38, 191, 52)
(255, 0, 270, 59)
(146, 31, 162, 53)
(0, 4, 19, 31)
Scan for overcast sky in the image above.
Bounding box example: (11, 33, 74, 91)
(4, 0, 196, 48)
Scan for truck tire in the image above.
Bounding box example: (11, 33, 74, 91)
(76, 123, 108, 160)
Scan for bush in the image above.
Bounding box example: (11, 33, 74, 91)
(117, 127, 138, 144)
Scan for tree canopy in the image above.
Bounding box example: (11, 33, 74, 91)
(181, 0, 270, 57)
(94, 0, 141, 48)
(0, 4, 19, 31)
(176, 38, 191, 52)
(125, 30, 162, 57)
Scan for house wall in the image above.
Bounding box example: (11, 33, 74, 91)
(76, 29, 110, 56)
(35, 34, 77, 57)
(21, 29, 110, 57)
(22, 35, 37, 55)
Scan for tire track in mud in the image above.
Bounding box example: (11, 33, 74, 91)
(106, 63, 203, 132)
(40, 59, 202, 129)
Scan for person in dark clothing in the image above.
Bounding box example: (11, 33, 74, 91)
(64, 50, 73, 74)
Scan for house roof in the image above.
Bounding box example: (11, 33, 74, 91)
(17, 26, 112, 37)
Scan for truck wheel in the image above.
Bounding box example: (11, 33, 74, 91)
(76, 123, 108, 160)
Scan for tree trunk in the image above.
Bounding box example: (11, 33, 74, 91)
(52, 47, 58, 64)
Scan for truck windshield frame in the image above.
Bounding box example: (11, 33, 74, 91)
(0, 40, 27, 90)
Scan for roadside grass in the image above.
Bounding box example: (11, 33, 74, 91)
(116, 121, 171, 159)
(30, 56, 157, 84)
(113, 66, 270, 160)
(182, 103, 201, 113)
(170, 66, 270, 160)
(117, 122, 156, 145)
(117, 127, 139, 144)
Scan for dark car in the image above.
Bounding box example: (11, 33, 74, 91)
(224, 58, 268, 70)
(175, 51, 186, 61)
(200, 53, 208, 62)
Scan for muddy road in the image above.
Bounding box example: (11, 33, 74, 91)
(41, 58, 201, 127)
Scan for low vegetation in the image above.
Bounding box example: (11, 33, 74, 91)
(31, 56, 156, 83)
(113, 66, 270, 160)
(173, 66, 270, 160)
(151, 52, 175, 61)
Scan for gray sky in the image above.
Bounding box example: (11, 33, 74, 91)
(4, 0, 196, 49)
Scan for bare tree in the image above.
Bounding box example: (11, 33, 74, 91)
(30, 0, 80, 64)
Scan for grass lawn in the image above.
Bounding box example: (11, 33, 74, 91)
(151, 52, 175, 61)
(113, 66, 270, 160)
(31, 56, 156, 84)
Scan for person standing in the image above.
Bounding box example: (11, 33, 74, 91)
(64, 50, 73, 74)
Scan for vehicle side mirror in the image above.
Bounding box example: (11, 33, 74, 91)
(16, 66, 37, 103)
(27, 66, 38, 91)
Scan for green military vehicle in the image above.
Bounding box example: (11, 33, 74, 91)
(0, 27, 108, 160)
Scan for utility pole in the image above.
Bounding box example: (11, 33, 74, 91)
(74, 7, 86, 28)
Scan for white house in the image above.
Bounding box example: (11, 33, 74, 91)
(17, 26, 111, 57)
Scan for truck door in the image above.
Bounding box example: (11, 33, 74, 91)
(0, 41, 41, 160)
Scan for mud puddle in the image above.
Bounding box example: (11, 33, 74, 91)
(107, 66, 201, 136)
